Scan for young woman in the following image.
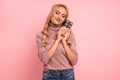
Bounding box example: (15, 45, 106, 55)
(36, 4, 78, 80)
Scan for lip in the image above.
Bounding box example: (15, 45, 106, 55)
(55, 18, 61, 22)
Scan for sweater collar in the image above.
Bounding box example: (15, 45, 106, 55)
(48, 24, 61, 32)
(48, 24, 61, 40)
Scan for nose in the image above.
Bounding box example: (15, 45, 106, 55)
(57, 14, 61, 19)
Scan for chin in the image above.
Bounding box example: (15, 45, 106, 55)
(54, 22, 61, 26)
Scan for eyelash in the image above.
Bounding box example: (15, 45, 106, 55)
(56, 11, 59, 14)
(55, 11, 66, 18)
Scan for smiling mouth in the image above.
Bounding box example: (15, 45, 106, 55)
(55, 18, 61, 22)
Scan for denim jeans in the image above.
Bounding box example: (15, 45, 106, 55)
(42, 69, 75, 80)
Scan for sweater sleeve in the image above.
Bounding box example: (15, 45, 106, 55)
(69, 32, 78, 66)
(36, 32, 51, 64)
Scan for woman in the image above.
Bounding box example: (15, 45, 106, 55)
(36, 3, 78, 80)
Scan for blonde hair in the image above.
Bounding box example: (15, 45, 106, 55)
(42, 4, 71, 46)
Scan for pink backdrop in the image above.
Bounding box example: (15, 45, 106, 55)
(0, 0, 120, 80)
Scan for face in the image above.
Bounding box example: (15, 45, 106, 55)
(50, 7, 67, 26)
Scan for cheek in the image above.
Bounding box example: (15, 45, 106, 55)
(53, 13, 58, 18)
(51, 14, 58, 21)
(51, 16, 56, 22)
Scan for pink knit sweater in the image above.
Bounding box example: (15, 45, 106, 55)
(36, 25, 78, 71)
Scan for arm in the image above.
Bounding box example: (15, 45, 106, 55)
(62, 40, 75, 62)
(47, 30, 63, 57)
(47, 38, 61, 57)
(62, 30, 78, 66)
(36, 32, 62, 64)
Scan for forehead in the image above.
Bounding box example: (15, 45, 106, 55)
(55, 7, 67, 14)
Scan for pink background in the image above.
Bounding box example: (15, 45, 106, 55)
(0, 0, 120, 80)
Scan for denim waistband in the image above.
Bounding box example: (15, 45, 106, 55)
(43, 69, 74, 76)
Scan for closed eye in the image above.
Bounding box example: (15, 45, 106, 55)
(55, 11, 60, 14)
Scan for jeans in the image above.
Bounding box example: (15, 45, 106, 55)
(42, 69, 75, 80)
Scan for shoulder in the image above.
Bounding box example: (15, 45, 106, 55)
(36, 32, 43, 43)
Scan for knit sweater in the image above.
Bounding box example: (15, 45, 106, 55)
(36, 25, 78, 71)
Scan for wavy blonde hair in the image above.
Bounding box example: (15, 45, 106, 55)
(42, 4, 71, 46)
